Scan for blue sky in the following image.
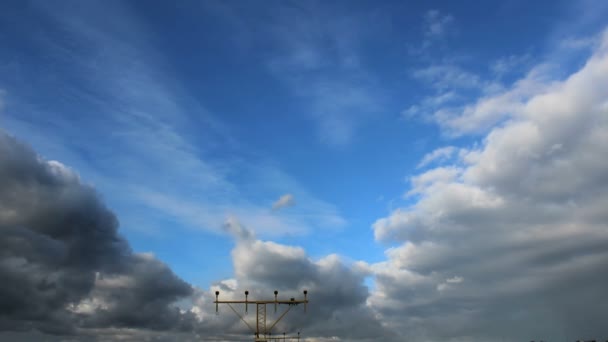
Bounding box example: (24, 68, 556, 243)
(2, 1, 608, 340)
(0, 0, 604, 285)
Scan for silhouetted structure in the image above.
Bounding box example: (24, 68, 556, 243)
(215, 290, 308, 341)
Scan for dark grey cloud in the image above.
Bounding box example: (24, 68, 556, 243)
(0, 129, 384, 341)
(0, 131, 194, 335)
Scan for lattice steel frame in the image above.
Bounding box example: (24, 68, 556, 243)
(214, 290, 308, 341)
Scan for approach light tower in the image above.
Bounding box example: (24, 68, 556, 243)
(214, 289, 308, 341)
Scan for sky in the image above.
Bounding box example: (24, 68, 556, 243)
(1, 0, 608, 341)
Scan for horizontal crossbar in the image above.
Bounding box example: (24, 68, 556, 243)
(214, 300, 308, 304)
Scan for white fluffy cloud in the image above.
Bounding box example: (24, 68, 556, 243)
(370, 30, 608, 341)
(3, 3, 608, 339)
(195, 225, 392, 341)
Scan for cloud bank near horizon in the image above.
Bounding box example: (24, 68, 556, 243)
(0, 131, 196, 336)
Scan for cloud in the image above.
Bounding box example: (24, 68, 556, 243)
(272, 193, 296, 211)
(0, 130, 195, 335)
(434, 63, 559, 135)
(133, 179, 344, 237)
(0, 130, 372, 340)
(4, 2, 608, 341)
(559, 36, 598, 50)
(406, 60, 562, 136)
(424, 10, 454, 39)
(446, 276, 463, 284)
(4, 26, 608, 340)
(408, 9, 455, 55)
(204, 227, 395, 341)
(437, 276, 464, 292)
(405, 31, 608, 137)
(261, 4, 383, 146)
(307, 78, 381, 146)
(417, 146, 457, 168)
(1, 0, 346, 239)
(412, 64, 481, 91)
(370, 29, 608, 341)
(490, 54, 532, 78)
(404, 61, 498, 126)
(222, 215, 254, 241)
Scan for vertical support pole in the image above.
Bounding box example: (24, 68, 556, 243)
(263, 304, 266, 336)
(257, 303, 266, 337)
(215, 291, 219, 313)
(245, 290, 249, 314)
(303, 290, 308, 313)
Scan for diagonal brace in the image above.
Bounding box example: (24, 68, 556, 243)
(267, 305, 292, 333)
(227, 303, 255, 333)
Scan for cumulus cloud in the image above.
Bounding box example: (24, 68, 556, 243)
(0, 130, 195, 335)
(370, 30, 608, 341)
(433, 62, 558, 135)
(0, 133, 389, 340)
(272, 193, 296, 211)
(202, 219, 393, 341)
(0, 101, 365, 340)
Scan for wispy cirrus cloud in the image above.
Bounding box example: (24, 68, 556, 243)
(416, 146, 457, 169)
(405, 23, 608, 138)
(0, 0, 345, 239)
(404, 35, 589, 136)
(408, 61, 560, 136)
(490, 53, 532, 78)
(260, 4, 384, 146)
(408, 9, 456, 56)
(423, 9, 454, 39)
(412, 64, 481, 91)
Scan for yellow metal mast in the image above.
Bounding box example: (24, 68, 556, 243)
(214, 290, 308, 341)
